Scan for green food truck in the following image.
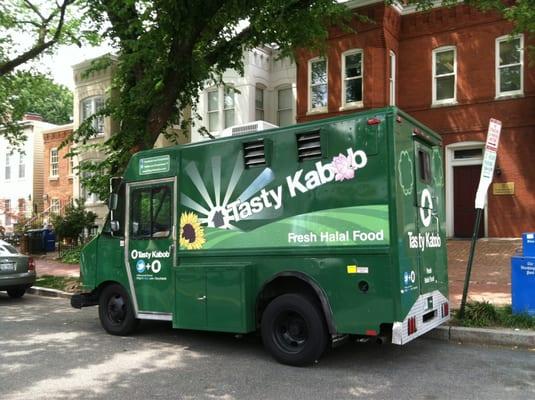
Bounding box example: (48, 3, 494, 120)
(72, 106, 449, 366)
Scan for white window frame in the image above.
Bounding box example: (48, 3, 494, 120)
(255, 85, 265, 121)
(206, 88, 220, 133)
(277, 86, 294, 127)
(50, 198, 61, 215)
(81, 169, 100, 205)
(68, 154, 74, 177)
(389, 50, 396, 106)
(18, 153, 25, 178)
(223, 86, 235, 129)
(495, 34, 524, 98)
(50, 148, 59, 178)
(5, 153, 11, 180)
(341, 49, 364, 109)
(432, 46, 457, 106)
(308, 57, 328, 113)
(81, 96, 105, 136)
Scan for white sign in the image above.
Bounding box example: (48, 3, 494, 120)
(475, 119, 502, 209)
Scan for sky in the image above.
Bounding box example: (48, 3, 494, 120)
(41, 43, 113, 89)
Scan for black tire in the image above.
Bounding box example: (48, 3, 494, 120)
(7, 287, 26, 298)
(261, 293, 329, 366)
(98, 284, 139, 336)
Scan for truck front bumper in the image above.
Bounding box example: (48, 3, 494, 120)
(71, 292, 98, 309)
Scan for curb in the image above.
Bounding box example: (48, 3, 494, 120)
(425, 325, 535, 348)
(27, 286, 73, 299)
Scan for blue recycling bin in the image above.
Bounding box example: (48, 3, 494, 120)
(511, 234, 535, 316)
(522, 232, 535, 257)
(44, 229, 56, 252)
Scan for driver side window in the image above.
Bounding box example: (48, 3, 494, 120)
(130, 185, 171, 239)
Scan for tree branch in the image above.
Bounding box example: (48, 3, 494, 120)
(0, 0, 73, 76)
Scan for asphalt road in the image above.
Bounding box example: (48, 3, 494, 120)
(0, 294, 534, 400)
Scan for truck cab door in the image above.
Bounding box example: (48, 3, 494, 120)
(413, 140, 445, 294)
(125, 178, 176, 319)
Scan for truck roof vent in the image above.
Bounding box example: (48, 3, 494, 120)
(221, 120, 279, 137)
(243, 139, 266, 168)
(296, 131, 322, 161)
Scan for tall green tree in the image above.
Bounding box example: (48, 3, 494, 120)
(3, 71, 73, 125)
(0, 0, 98, 145)
(73, 0, 351, 199)
(74, 0, 534, 200)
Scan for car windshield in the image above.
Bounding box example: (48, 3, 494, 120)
(0, 244, 19, 255)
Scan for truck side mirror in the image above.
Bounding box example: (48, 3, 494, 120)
(110, 220, 120, 233)
(108, 193, 118, 211)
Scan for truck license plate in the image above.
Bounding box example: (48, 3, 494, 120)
(0, 263, 15, 272)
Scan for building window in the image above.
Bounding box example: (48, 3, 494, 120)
(81, 96, 104, 135)
(342, 50, 363, 107)
(207, 89, 219, 132)
(496, 34, 523, 97)
(432, 46, 456, 104)
(69, 155, 74, 176)
(308, 58, 328, 112)
(81, 169, 99, 205)
(277, 87, 293, 127)
(18, 153, 25, 178)
(4, 200, 11, 226)
(5, 154, 11, 180)
(50, 148, 59, 177)
(50, 198, 61, 215)
(223, 87, 235, 129)
(389, 50, 396, 106)
(255, 86, 264, 121)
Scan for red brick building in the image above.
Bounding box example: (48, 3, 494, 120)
(42, 124, 74, 218)
(295, 0, 535, 238)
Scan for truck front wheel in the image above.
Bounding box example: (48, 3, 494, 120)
(261, 293, 329, 366)
(98, 284, 139, 336)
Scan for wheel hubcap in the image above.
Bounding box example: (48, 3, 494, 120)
(107, 294, 126, 324)
(273, 311, 308, 353)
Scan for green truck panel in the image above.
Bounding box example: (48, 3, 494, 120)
(78, 106, 449, 349)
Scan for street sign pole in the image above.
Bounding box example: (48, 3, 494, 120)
(459, 118, 502, 319)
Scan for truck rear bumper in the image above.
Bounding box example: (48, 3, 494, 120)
(392, 290, 450, 345)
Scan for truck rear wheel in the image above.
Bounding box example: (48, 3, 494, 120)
(99, 284, 139, 336)
(261, 293, 329, 366)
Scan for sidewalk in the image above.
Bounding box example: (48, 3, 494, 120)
(34, 252, 80, 278)
(34, 239, 520, 307)
(447, 238, 520, 308)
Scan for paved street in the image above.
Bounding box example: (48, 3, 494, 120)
(1, 294, 534, 400)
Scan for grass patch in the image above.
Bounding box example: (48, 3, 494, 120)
(59, 246, 82, 264)
(454, 301, 535, 330)
(35, 275, 81, 293)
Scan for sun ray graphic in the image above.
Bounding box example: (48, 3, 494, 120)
(181, 152, 277, 231)
(179, 212, 206, 250)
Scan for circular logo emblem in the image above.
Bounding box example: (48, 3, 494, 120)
(136, 259, 146, 273)
(420, 189, 433, 227)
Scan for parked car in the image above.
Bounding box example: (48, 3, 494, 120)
(0, 240, 36, 298)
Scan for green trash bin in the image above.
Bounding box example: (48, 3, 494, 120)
(27, 229, 46, 254)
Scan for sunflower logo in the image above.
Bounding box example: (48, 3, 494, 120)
(179, 212, 206, 250)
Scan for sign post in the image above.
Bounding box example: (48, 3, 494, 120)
(459, 119, 502, 318)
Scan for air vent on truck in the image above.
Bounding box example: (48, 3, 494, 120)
(296, 131, 322, 161)
(243, 139, 266, 168)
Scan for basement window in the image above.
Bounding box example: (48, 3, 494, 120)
(296, 131, 322, 162)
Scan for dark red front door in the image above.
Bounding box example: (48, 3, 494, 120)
(453, 165, 485, 238)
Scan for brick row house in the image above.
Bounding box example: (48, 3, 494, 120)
(295, 0, 535, 237)
(42, 124, 74, 219)
(0, 114, 57, 232)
